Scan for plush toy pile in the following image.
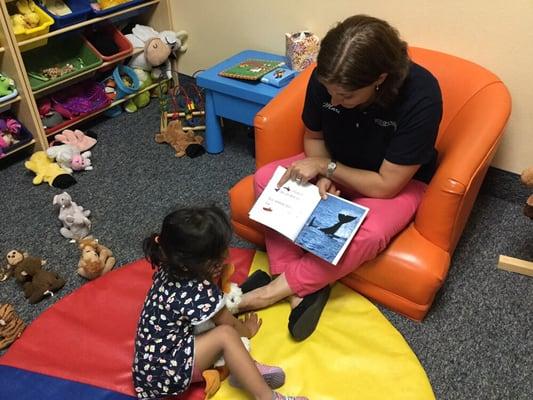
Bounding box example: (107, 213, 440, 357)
(9, 0, 41, 35)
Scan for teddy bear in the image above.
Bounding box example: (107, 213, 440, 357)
(77, 237, 116, 280)
(25, 151, 77, 188)
(521, 167, 533, 218)
(0, 303, 25, 350)
(155, 120, 205, 158)
(53, 192, 91, 241)
(2, 249, 46, 282)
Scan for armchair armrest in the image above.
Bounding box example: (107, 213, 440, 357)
(253, 65, 314, 168)
(415, 82, 511, 252)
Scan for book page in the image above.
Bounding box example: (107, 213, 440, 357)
(249, 166, 321, 241)
(294, 193, 370, 265)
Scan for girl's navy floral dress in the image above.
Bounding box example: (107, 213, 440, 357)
(132, 268, 224, 399)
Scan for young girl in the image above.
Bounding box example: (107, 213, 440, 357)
(132, 206, 308, 400)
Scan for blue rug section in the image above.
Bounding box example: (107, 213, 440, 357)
(0, 365, 136, 400)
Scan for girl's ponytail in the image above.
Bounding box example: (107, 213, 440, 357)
(143, 233, 164, 270)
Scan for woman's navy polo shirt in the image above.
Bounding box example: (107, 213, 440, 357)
(302, 62, 443, 183)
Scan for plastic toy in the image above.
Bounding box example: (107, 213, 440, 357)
(0, 304, 25, 350)
(77, 237, 116, 280)
(52, 192, 91, 240)
(24, 151, 76, 188)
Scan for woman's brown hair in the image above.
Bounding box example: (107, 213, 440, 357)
(316, 15, 410, 107)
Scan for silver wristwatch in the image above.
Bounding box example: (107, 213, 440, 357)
(326, 159, 337, 178)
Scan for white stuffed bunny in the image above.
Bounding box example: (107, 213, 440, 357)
(46, 144, 93, 173)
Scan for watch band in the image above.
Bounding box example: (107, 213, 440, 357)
(326, 159, 337, 178)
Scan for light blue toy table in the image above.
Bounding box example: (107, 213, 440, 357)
(196, 50, 288, 154)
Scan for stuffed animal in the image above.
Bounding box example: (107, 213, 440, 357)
(54, 129, 97, 152)
(77, 237, 116, 280)
(10, 0, 40, 35)
(0, 304, 25, 350)
(53, 192, 91, 240)
(521, 167, 533, 218)
(155, 120, 205, 158)
(46, 144, 93, 173)
(0, 73, 16, 97)
(15, 264, 65, 304)
(125, 24, 188, 80)
(124, 69, 153, 113)
(25, 151, 76, 188)
(3, 249, 46, 283)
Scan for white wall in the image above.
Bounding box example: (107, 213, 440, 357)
(172, 0, 533, 174)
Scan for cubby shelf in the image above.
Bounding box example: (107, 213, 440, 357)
(0, 0, 176, 159)
(17, 0, 161, 48)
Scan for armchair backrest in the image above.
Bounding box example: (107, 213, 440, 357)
(409, 47, 511, 252)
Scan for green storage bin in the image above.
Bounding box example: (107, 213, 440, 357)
(24, 35, 103, 91)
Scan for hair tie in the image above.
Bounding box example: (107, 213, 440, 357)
(154, 235, 160, 244)
(375, 84, 381, 92)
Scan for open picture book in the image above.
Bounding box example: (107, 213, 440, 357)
(249, 166, 370, 265)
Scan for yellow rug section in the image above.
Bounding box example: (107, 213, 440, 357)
(214, 251, 435, 400)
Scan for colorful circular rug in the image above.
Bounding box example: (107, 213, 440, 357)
(0, 248, 434, 400)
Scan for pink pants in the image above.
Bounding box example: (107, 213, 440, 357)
(254, 154, 427, 297)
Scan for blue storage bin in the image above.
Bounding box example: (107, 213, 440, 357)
(86, 0, 145, 17)
(42, 0, 92, 31)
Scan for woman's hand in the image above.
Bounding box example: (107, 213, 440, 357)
(277, 157, 328, 187)
(316, 177, 341, 199)
(241, 312, 262, 338)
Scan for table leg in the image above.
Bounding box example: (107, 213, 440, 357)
(204, 90, 224, 154)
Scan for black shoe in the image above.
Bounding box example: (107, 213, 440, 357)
(239, 270, 272, 293)
(288, 285, 331, 341)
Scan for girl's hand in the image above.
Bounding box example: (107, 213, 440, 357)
(277, 157, 327, 187)
(316, 177, 341, 199)
(241, 312, 262, 338)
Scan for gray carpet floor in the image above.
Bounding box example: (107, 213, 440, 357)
(0, 100, 531, 400)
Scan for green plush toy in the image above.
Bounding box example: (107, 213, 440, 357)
(124, 69, 153, 113)
(0, 73, 16, 97)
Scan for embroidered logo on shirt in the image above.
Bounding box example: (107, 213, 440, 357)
(374, 118, 397, 130)
(322, 102, 340, 114)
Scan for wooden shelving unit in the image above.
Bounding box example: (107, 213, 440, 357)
(0, 0, 177, 159)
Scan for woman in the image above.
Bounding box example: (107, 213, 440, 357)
(239, 15, 443, 341)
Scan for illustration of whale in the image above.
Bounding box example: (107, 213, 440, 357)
(309, 213, 357, 236)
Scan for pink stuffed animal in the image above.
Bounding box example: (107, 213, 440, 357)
(54, 129, 97, 152)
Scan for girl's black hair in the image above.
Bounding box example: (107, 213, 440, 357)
(316, 15, 410, 107)
(143, 206, 232, 281)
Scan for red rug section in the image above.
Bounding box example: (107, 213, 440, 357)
(0, 248, 256, 399)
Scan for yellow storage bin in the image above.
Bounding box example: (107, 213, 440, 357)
(8, 3, 54, 51)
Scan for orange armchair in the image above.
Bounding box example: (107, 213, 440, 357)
(229, 47, 511, 321)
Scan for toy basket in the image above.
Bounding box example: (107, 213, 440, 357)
(0, 113, 34, 158)
(83, 24, 133, 63)
(110, 64, 140, 99)
(85, 0, 145, 17)
(23, 34, 103, 91)
(7, 2, 54, 51)
(42, 0, 92, 31)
